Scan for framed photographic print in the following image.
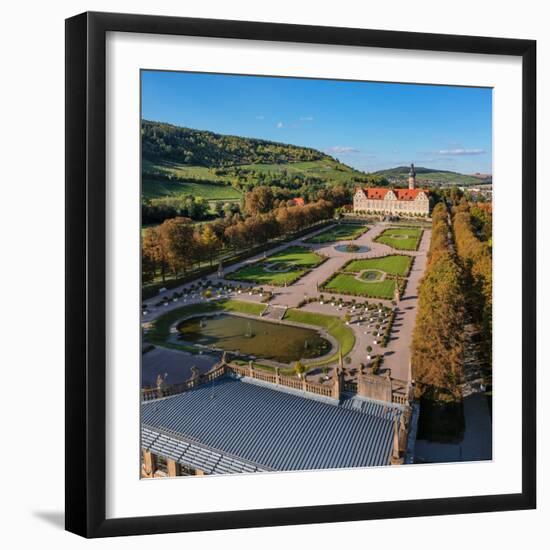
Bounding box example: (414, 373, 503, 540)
(65, 11, 536, 538)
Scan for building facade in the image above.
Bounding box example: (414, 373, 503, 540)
(353, 164, 430, 217)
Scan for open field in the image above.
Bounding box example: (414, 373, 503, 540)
(322, 273, 398, 300)
(226, 246, 325, 286)
(375, 227, 423, 251)
(142, 178, 241, 201)
(143, 156, 366, 202)
(237, 158, 366, 184)
(343, 255, 413, 277)
(304, 224, 368, 244)
(283, 309, 355, 367)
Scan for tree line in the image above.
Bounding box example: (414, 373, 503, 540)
(142, 183, 350, 226)
(411, 202, 466, 398)
(142, 196, 211, 225)
(452, 201, 492, 368)
(142, 192, 335, 283)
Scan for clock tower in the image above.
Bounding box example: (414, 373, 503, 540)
(408, 163, 416, 189)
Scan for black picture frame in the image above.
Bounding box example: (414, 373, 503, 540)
(65, 11, 536, 538)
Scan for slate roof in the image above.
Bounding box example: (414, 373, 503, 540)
(141, 376, 401, 474)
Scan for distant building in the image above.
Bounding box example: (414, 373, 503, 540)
(290, 197, 305, 207)
(353, 164, 430, 217)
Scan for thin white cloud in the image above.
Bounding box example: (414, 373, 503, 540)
(255, 115, 265, 120)
(326, 146, 360, 154)
(299, 116, 314, 121)
(437, 148, 486, 156)
(276, 121, 284, 128)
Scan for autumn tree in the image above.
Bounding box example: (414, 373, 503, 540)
(411, 250, 465, 396)
(452, 205, 492, 367)
(411, 202, 465, 398)
(157, 217, 195, 276)
(142, 226, 166, 282)
(243, 185, 274, 216)
(200, 224, 221, 266)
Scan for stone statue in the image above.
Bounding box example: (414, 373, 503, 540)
(190, 366, 200, 381)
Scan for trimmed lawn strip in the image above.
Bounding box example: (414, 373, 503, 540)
(343, 254, 413, 277)
(323, 273, 398, 300)
(283, 309, 355, 368)
(304, 224, 368, 244)
(375, 227, 423, 251)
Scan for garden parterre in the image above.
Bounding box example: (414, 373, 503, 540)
(343, 254, 413, 277)
(374, 227, 423, 251)
(226, 246, 325, 286)
(303, 223, 368, 244)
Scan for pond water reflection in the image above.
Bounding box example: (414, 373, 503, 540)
(177, 314, 331, 364)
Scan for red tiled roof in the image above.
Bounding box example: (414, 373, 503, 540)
(357, 188, 429, 201)
(291, 197, 305, 206)
(365, 188, 388, 200)
(394, 189, 429, 200)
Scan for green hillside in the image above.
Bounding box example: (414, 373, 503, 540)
(372, 165, 487, 186)
(142, 119, 331, 166)
(141, 121, 369, 204)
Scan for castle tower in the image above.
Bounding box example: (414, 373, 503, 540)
(408, 163, 416, 190)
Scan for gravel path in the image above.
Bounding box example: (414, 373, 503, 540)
(142, 221, 431, 383)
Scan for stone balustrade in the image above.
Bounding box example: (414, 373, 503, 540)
(142, 359, 412, 407)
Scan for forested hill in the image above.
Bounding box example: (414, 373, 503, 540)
(373, 165, 489, 186)
(142, 120, 332, 167)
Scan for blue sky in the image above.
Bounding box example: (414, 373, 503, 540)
(142, 70, 492, 174)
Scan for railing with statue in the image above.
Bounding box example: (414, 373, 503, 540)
(141, 358, 413, 408)
(141, 363, 227, 401)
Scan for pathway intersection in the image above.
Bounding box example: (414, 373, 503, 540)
(142, 221, 431, 385)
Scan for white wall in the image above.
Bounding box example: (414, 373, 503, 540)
(0, 0, 547, 547)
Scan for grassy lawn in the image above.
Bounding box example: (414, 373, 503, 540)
(343, 255, 413, 277)
(304, 224, 368, 244)
(144, 158, 367, 194)
(142, 178, 241, 201)
(283, 309, 355, 367)
(146, 299, 265, 346)
(226, 246, 324, 286)
(323, 273, 397, 300)
(375, 227, 423, 251)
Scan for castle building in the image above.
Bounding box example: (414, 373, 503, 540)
(353, 164, 430, 217)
